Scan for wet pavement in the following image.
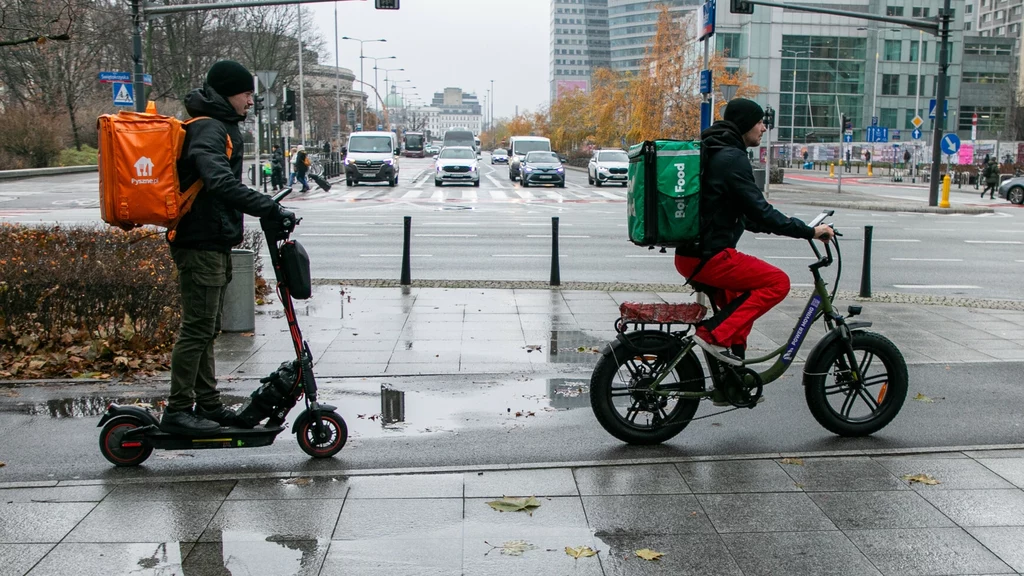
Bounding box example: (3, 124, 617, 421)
(2, 448, 1024, 575)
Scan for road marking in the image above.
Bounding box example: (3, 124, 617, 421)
(964, 240, 1022, 244)
(1015, 260, 1024, 263)
(873, 239, 921, 242)
(892, 284, 981, 289)
(492, 254, 566, 257)
(300, 233, 367, 237)
(415, 234, 477, 237)
(592, 189, 624, 199)
(520, 222, 572, 226)
(906, 228, 956, 232)
(486, 174, 505, 188)
(526, 235, 590, 238)
(402, 190, 422, 199)
(891, 258, 963, 262)
(513, 189, 534, 200)
(489, 190, 508, 200)
(463, 189, 478, 201)
(359, 254, 433, 257)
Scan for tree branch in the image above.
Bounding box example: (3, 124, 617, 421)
(0, 32, 71, 47)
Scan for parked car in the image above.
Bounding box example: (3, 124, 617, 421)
(434, 146, 480, 187)
(519, 151, 565, 188)
(998, 175, 1024, 204)
(588, 149, 629, 187)
(491, 148, 509, 164)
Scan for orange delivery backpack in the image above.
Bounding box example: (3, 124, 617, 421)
(97, 105, 230, 239)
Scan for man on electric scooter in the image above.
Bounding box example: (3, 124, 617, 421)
(675, 98, 834, 366)
(162, 60, 295, 435)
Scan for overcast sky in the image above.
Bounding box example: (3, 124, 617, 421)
(306, 0, 550, 120)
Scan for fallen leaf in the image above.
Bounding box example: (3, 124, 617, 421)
(283, 477, 313, 486)
(780, 458, 804, 466)
(486, 496, 541, 514)
(486, 540, 537, 556)
(913, 393, 935, 403)
(565, 546, 598, 559)
(241, 332, 254, 337)
(901, 473, 940, 485)
(635, 548, 664, 561)
(0, 461, 5, 468)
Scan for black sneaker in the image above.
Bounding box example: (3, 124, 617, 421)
(196, 404, 239, 427)
(160, 408, 220, 435)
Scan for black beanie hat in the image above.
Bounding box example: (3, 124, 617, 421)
(207, 60, 254, 97)
(724, 98, 765, 134)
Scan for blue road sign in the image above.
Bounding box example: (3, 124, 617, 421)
(699, 69, 712, 94)
(892, 129, 900, 141)
(871, 116, 878, 127)
(866, 126, 889, 143)
(112, 82, 134, 107)
(843, 134, 853, 143)
(939, 133, 961, 155)
(929, 99, 948, 119)
(699, 0, 716, 41)
(99, 71, 152, 85)
(911, 128, 922, 140)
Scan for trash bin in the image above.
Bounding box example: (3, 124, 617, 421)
(221, 249, 255, 332)
(752, 168, 766, 191)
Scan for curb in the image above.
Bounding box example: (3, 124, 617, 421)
(5, 443, 1022, 488)
(0, 165, 97, 180)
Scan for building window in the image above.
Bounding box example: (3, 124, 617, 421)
(905, 108, 922, 129)
(909, 40, 928, 61)
(884, 39, 902, 61)
(962, 72, 1011, 83)
(716, 33, 743, 58)
(886, 5, 904, 15)
(932, 75, 951, 95)
(907, 74, 917, 96)
(958, 106, 1006, 132)
(881, 74, 900, 95)
(912, 6, 930, 16)
(880, 108, 898, 129)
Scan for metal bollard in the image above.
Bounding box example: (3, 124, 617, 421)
(400, 216, 411, 285)
(222, 249, 256, 332)
(859, 226, 872, 298)
(550, 216, 560, 286)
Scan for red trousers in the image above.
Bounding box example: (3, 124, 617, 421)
(675, 248, 791, 349)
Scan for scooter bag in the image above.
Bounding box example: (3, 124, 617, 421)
(280, 240, 312, 299)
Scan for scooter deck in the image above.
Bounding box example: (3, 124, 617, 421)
(123, 424, 286, 451)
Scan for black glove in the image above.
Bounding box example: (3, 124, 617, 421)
(277, 207, 296, 229)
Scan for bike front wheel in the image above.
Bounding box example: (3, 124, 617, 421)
(590, 331, 705, 445)
(804, 331, 908, 437)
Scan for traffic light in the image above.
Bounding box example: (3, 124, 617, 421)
(763, 106, 775, 130)
(730, 0, 754, 14)
(279, 88, 296, 122)
(841, 113, 852, 131)
(253, 94, 265, 114)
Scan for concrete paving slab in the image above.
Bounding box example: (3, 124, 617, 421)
(571, 464, 690, 496)
(464, 468, 578, 498)
(200, 499, 344, 542)
(345, 473, 464, 499)
(462, 533, 604, 576)
(779, 456, 910, 492)
(581, 494, 715, 536)
(22, 542, 192, 576)
(225, 477, 350, 500)
(182, 540, 328, 576)
(698, 492, 838, 533)
(807, 490, 955, 529)
(105, 480, 235, 501)
(966, 527, 1024, 573)
(464, 496, 589, 540)
(63, 500, 218, 543)
(597, 533, 743, 576)
(978, 458, 1024, 489)
(873, 456, 1018, 490)
(0, 544, 52, 576)
(318, 537, 462, 576)
(919, 489, 1024, 527)
(845, 527, 1016, 576)
(0, 485, 112, 503)
(332, 498, 462, 540)
(0, 502, 96, 543)
(675, 460, 801, 494)
(720, 531, 882, 576)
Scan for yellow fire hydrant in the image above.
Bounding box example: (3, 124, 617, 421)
(867, 162, 873, 177)
(940, 174, 951, 208)
(829, 163, 835, 178)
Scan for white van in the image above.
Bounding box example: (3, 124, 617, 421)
(344, 131, 399, 187)
(508, 136, 551, 181)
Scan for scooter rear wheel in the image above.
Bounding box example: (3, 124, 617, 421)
(297, 411, 348, 458)
(99, 415, 153, 467)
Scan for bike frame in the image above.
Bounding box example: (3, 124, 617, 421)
(644, 219, 862, 400)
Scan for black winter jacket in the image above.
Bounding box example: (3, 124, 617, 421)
(679, 120, 814, 259)
(170, 85, 279, 252)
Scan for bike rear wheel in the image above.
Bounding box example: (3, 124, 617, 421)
(804, 331, 908, 437)
(590, 331, 704, 445)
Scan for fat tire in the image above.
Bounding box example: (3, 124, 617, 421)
(804, 331, 908, 437)
(99, 415, 153, 467)
(297, 411, 348, 458)
(590, 332, 704, 445)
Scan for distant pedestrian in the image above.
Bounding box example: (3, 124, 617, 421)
(293, 145, 310, 193)
(270, 144, 285, 191)
(288, 146, 297, 186)
(982, 155, 999, 199)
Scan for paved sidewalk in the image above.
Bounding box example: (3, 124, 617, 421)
(2, 447, 1024, 575)
(214, 285, 1024, 383)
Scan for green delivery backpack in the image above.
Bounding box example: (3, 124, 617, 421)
(626, 140, 701, 247)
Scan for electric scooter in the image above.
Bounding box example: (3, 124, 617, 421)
(97, 189, 347, 466)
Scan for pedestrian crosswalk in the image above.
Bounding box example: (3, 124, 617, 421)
(292, 178, 628, 204)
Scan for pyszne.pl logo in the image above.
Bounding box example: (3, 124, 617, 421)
(132, 156, 158, 184)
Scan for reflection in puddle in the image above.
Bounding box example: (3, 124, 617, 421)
(184, 533, 329, 575)
(2, 394, 249, 418)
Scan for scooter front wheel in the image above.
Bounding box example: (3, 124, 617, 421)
(297, 411, 348, 458)
(99, 415, 153, 467)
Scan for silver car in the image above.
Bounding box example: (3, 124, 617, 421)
(588, 149, 629, 187)
(434, 146, 480, 187)
(491, 148, 509, 164)
(998, 175, 1024, 204)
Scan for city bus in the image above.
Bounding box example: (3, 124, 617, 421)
(403, 131, 425, 158)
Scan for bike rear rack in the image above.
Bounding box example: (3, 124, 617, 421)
(615, 302, 707, 334)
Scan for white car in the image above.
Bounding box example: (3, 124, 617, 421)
(588, 149, 630, 187)
(491, 148, 509, 164)
(434, 146, 480, 187)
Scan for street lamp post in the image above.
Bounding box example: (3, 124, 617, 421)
(378, 67, 404, 126)
(340, 36, 386, 127)
(363, 55, 396, 119)
(490, 79, 494, 138)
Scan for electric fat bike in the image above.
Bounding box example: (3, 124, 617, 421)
(590, 210, 909, 445)
(98, 189, 348, 466)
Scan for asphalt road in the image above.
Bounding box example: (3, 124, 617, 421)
(1, 361, 1022, 483)
(4, 156, 1020, 299)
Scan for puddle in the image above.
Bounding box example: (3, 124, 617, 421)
(0, 394, 249, 418)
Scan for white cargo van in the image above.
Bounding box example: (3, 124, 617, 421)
(344, 131, 399, 187)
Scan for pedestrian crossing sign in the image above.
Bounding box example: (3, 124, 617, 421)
(112, 82, 134, 107)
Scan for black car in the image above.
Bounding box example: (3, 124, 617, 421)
(520, 151, 565, 188)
